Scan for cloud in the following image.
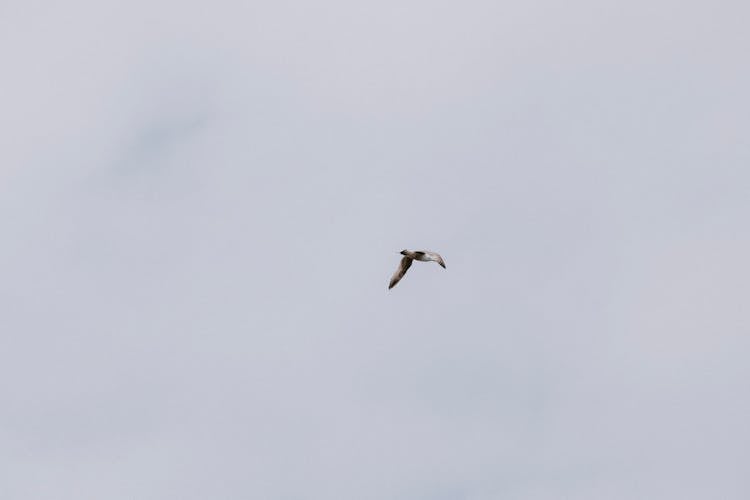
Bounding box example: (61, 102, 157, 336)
(1, 0, 749, 499)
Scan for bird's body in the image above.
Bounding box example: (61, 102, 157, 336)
(388, 249, 446, 289)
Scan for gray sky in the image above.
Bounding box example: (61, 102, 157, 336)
(1, 0, 749, 498)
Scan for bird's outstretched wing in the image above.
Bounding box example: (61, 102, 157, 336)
(389, 256, 413, 289)
(423, 251, 446, 268)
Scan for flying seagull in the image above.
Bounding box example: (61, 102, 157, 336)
(388, 250, 446, 289)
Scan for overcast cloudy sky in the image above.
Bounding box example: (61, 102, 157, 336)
(1, 0, 749, 498)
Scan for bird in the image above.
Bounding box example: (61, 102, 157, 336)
(388, 250, 446, 289)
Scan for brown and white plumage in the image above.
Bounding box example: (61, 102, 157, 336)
(388, 256, 413, 289)
(388, 249, 446, 289)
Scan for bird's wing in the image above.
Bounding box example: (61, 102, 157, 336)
(389, 256, 413, 289)
(423, 251, 446, 268)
